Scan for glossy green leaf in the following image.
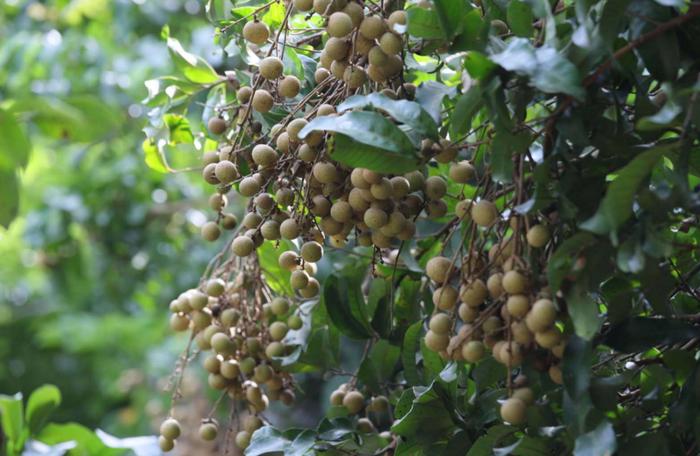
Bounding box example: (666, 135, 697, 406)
(0, 109, 30, 171)
(566, 285, 602, 340)
(433, 0, 468, 38)
(357, 340, 400, 391)
(391, 381, 456, 439)
(464, 51, 497, 79)
(407, 8, 444, 39)
(507, 0, 534, 37)
(0, 393, 24, 456)
(604, 318, 700, 353)
(38, 423, 122, 456)
(323, 274, 374, 340)
(450, 85, 482, 139)
(402, 321, 423, 386)
(166, 36, 220, 84)
(573, 420, 617, 456)
(259, 240, 295, 296)
(0, 168, 20, 229)
(26, 385, 61, 436)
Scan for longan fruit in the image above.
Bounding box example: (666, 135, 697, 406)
(342, 2, 364, 26)
(343, 391, 365, 414)
(252, 144, 278, 168)
(500, 397, 527, 425)
(312, 162, 338, 183)
(324, 37, 349, 60)
(287, 118, 308, 142)
(526, 224, 550, 248)
(293, 0, 313, 11)
(330, 389, 345, 406)
(499, 341, 523, 366)
(502, 270, 528, 295)
(368, 46, 389, 66)
(265, 341, 285, 358)
(449, 161, 475, 183)
(405, 170, 425, 191)
(202, 163, 219, 185)
(462, 340, 485, 363)
(425, 256, 452, 283)
(425, 330, 449, 351)
(458, 303, 478, 322)
(551, 341, 566, 358)
(330, 200, 353, 222)
(506, 294, 530, 319)
(357, 418, 376, 433)
(237, 86, 253, 103)
(206, 278, 225, 296)
(330, 59, 348, 79)
(379, 32, 402, 55)
(535, 327, 562, 349)
(367, 64, 388, 83)
(429, 313, 451, 334)
(201, 222, 221, 241)
(279, 75, 301, 98)
(424, 176, 447, 200)
(390, 176, 411, 197)
(275, 132, 290, 153)
(269, 321, 289, 341)
(359, 15, 385, 39)
(317, 103, 336, 116)
(159, 436, 174, 452)
(471, 200, 498, 227)
(238, 176, 262, 197)
(189, 290, 208, 310)
(208, 117, 227, 135)
(260, 220, 280, 240)
(199, 422, 218, 441)
(288, 314, 303, 330)
(252, 89, 274, 112)
(220, 360, 240, 379)
(524, 298, 556, 332)
(221, 213, 238, 230)
(235, 430, 251, 449)
(343, 65, 366, 89)
(278, 250, 299, 270)
(482, 315, 502, 336)
(290, 269, 310, 289)
(461, 279, 488, 307)
(160, 418, 182, 440)
(486, 273, 504, 298)
(243, 20, 270, 45)
(388, 10, 407, 32)
(211, 333, 236, 355)
(300, 241, 323, 262)
(315, 68, 331, 84)
(243, 212, 263, 229)
(549, 364, 563, 384)
(364, 207, 388, 229)
(214, 160, 238, 184)
(512, 387, 534, 405)
(327, 11, 353, 37)
(232, 235, 255, 257)
(280, 218, 300, 239)
(433, 285, 458, 310)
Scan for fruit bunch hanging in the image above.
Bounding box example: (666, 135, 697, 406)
(144, 0, 700, 454)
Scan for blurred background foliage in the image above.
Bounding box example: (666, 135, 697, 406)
(0, 0, 225, 437)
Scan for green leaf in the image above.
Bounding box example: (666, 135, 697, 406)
(323, 274, 374, 340)
(142, 139, 170, 173)
(26, 385, 61, 436)
(467, 425, 515, 456)
(507, 1, 534, 37)
(0, 109, 31, 171)
(246, 426, 314, 456)
(38, 423, 122, 456)
(451, 9, 488, 52)
(433, 0, 468, 39)
(490, 128, 531, 183)
(581, 145, 670, 234)
(420, 337, 446, 383)
(472, 356, 506, 392)
(337, 93, 438, 140)
(464, 51, 497, 79)
(604, 318, 700, 353)
(259, 240, 295, 296)
(547, 232, 596, 292)
(402, 321, 423, 386)
(565, 285, 602, 340)
(391, 381, 456, 439)
(0, 393, 24, 456)
(358, 340, 400, 391)
(450, 86, 482, 139)
(490, 38, 585, 99)
(407, 8, 444, 39)
(563, 336, 593, 403)
(415, 81, 456, 124)
(166, 36, 220, 84)
(0, 168, 20, 229)
(573, 420, 617, 456)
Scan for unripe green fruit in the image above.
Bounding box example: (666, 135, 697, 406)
(254, 364, 273, 383)
(199, 422, 218, 441)
(269, 321, 289, 341)
(221, 213, 238, 230)
(270, 297, 290, 316)
(265, 341, 285, 358)
(461, 340, 484, 363)
(189, 290, 208, 310)
(235, 430, 251, 449)
(293, 0, 313, 11)
(343, 390, 365, 414)
(202, 163, 220, 185)
(330, 59, 347, 79)
(243, 415, 263, 434)
(424, 176, 447, 200)
(357, 418, 376, 433)
(507, 294, 530, 319)
(278, 250, 299, 270)
(471, 200, 498, 227)
(209, 193, 227, 211)
(208, 117, 227, 135)
(486, 273, 504, 298)
(239, 357, 256, 375)
(404, 170, 425, 191)
(313, 0, 332, 15)
(426, 256, 452, 283)
(344, 65, 366, 89)
(502, 270, 528, 295)
(312, 162, 338, 184)
(160, 418, 182, 440)
(159, 436, 174, 452)
(211, 333, 237, 355)
(202, 151, 219, 165)
(261, 220, 280, 240)
(287, 118, 308, 142)
(379, 32, 402, 55)
(359, 15, 385, 39)
(458, 303, 478, 322)
(327, 12, 353, 37)
(288, 314, 303, 330)
(367, 64, 387, 83)
(206, 278, 226, 296)
(429, 313, 451, 334)
(243, 20, 270, 45)
(275, 188, 294, 206)
(279, 75, 301, 98)
(368, 46, 388, 66)
(433, 285, 458, 310)
(299, 277, 320, 298)
(252, 89, 274, 112)
(203, 355, 221, 373)
(526, 224, 550, 248)
(482, 315, 502, 336)
(232, 235, 255, 257)
(245, 336, 262, 355)
(201, 221, 221, 241)
(425, 330, 449, 351)
(388, 10, 407, 31)
(300, 241, 323, 262)
(500, 397, 527, 425)
(324, 37, 349, 60)
(370, 178, 393, 200)
(237, 86, 253, 103)
(238, 176, 261, 197)
(343, 2, 363, 26)
(290, 269, 310, 289)
(330, 200, 353, 223)
(252, 144, 278, 167)
(243, 212, 263, 229)
(449, 161, 475, 183)
(363, 207, 388, 229)
(220, 360, 240, 379)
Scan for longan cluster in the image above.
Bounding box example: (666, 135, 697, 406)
(329, 386, 393, 437)
(423, 217, 565, 424)
(162, 274, 302, 451)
